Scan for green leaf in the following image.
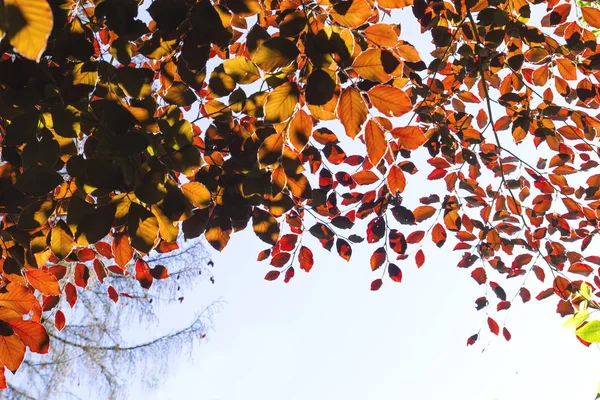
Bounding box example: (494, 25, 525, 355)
(576, 320, 600, 342)
(563, 310, 590, 329)
(580, 282, 592, 300)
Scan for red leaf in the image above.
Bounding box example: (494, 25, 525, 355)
(406, 230, 425, 244)
(48, 265, 67, 280)
(107, 286, 119, 303)
(135, 259, 154, 289)
(95, 242, 114, 259)
(370, 279, 383, 291)
(502, 327, 511, 341)
(388, 263, 402, 283)
(55, 310, 66, 331)
(64, 283, 77, 308)
(150, 265, 169, 279)
(257, 249, 271, 262)
(519, 287, 531, 303)
(93, 259, 107, 284)
(74, 263, 89, 288)
(533, 265, 545, 282)
(471, 267, 486, 285)
(298, 247, 314, 272)
(415, 249, 425, 268)
(512, 254, 533, 269)
(370, 247, 386, 271)
(467, 334, 478, 346)
(536, 287, 554, 301)
(264, 270, 280, 281)
(278, 234, 298, 251)
(284, 267, 295, 283)
(77, 248, 95, 262)
(270, 252, 291, 268)
(497, 300, 511, 311)
(487, 317, 499, 335)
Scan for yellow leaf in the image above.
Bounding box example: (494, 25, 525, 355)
(368, 85, 412, 117)
(181, 182, 211, 209)
(4, 0, 53, 61)
(365, 119, 388, 166)
(223, 56, 261, 84)
(582, 7, 600, 28)
(252, 37, 299, 72)
(337, 86, 367, 139)
(264, 82, 299, 123)
(151, 205, 179, 242)
(330, 0, 372, 28)
(50, 220, 74, 260)
(289, 110, 313, 152)
(258, 131, 284, 167)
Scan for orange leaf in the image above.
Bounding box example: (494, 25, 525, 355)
(8, 320, 49, 354)
(391, 126, 426, 150)
(431, 223, 447, 247)
(364, 24, 399, 47)
(55, 310, 66, 331)
(413, 205, 436, 222)
(74, 263, 89, 288)
(365, 119, 388, 165)
(370, 247, 386, 271)
(368, 85, 412, 117)
(330, 0, 373, 28)
(25, 270, 61, 296)
(353, 49, 400, 82)
(387, 165, 406, 194)
(0, 327, 25, 373)
(556, 58, 577, 81)
(582, 7, 600, 28)
(338, 87, 367, 139)
(415, 249, 425, 267)
(135, 259, 154, 289)
(0, 283, 37, 315)
(353, 170, 379, 185)
(112, 233, 133, 269)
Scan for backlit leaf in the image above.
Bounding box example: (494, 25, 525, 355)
(264, 82, 299, 123)
(25, 270, 61, 296)
(338, 86, 367, 139)
(368, 85, 412, 117)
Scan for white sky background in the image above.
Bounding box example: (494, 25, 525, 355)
(60, 2, 600, 399)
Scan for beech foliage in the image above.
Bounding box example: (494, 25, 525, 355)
(1, 0, 600, 383)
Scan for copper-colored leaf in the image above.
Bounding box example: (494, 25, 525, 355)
(368, 85, 412, 117)
(54, 310, 66, 331)
(370, 247, 386, 271)
(25, 270, 61, 296)
(386, 165, 406, 194)
(338, 86, 367, 139)
(298, 246, 314, 272)
(8, 320, 49, 354)
(0, 327, 25, 373)
(391, 126, 426, 150)
(365, 119, 388, 165)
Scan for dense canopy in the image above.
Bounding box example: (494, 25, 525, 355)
(1, 0, 600, 386)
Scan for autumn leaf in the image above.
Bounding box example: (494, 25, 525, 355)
(582, 7, 600, 28)
(387, 165, 406, 194)
(368, 85, 412, 117)
(298, 246, 314, 272)
(338, 86, 367, 139)
(25, 270, 61, 296)
(391, 126, 427, 150)
(264, 82, 300, 123)
(365, 119, 388, 166)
